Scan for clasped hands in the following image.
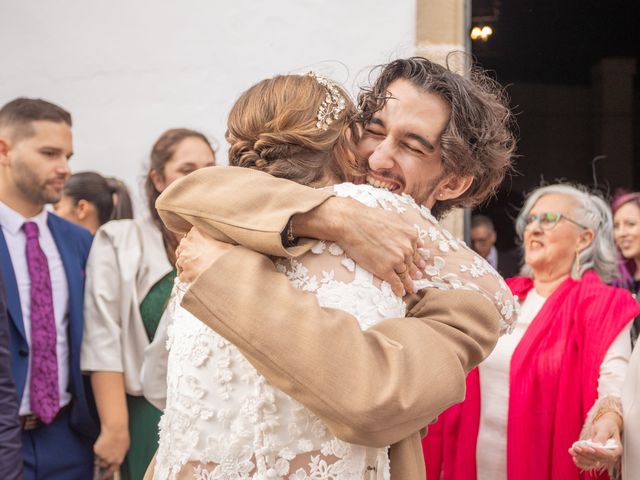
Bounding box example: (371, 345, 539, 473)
(175, 199, 428, 297)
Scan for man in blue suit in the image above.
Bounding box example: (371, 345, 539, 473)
(0, 270, 22, 479)
(0, 98, 98, 479)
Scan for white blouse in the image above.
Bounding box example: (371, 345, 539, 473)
(476, 288, 632, 480)
(81, 218, 173, 396)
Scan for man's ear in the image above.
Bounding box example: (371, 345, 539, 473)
(437, 175, 474, 201)
(0, 136, 11, 165)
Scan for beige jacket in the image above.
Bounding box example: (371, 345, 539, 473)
(155, 166, 501, 480)
(81, 217, 173, 397)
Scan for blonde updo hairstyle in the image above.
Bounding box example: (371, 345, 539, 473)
(226, 74, 363, 185)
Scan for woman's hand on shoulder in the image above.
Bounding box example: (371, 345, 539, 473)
(176, 227, 234, 283)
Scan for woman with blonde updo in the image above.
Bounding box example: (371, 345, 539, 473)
(150, 73, 514, 480)
(225, 73, 362, 184)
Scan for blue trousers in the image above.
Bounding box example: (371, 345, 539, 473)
(21, 409, 93, 480)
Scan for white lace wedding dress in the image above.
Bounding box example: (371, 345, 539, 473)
(153, 184, 517, 480)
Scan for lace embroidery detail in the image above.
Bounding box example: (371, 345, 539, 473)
(156, 256, 397, 479)
(331, 183, 518, 334)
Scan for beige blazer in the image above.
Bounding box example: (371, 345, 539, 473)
(622, 339, 640, 478)
(156, 166, 501, 480)
(81, 217, 173, 397)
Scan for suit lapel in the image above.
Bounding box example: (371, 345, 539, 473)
(0, 229, 26, 341)
(47, 215, 82, 351)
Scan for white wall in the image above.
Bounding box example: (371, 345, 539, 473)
(0, 0, 415, 209)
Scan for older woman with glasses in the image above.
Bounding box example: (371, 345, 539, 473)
(423, 184, 640, 480)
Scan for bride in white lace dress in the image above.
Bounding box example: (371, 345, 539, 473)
(151, 73, 516, 480)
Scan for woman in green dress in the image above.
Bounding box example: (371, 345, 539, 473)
(81, 128, 216, 479)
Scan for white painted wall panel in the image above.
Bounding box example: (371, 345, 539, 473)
(1, 0, 415, 207)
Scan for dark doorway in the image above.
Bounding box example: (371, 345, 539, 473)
(470, 0, 640, 251)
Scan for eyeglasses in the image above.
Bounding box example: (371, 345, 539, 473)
(524, 212, 587, 230)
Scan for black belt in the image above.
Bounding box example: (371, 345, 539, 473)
(19, 403, 71, 431)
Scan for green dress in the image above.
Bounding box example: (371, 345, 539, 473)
(121, 269, 175, 480)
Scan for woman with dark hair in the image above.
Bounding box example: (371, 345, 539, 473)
(54, 171, 133, 234)
(80, 129, 215, 479)
(612, 192, 640, 346)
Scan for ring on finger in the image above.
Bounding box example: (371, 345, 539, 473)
(395, 265, 409, 276)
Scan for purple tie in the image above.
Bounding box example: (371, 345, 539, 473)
(23, 221, 59, 424)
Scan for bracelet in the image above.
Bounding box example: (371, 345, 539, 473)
(281, 217, 298, 248)
(287, 217, 296, 244)
(593, 408, 623, 426)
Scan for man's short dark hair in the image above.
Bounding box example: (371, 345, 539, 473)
(471, 214, 495, 231)
(359, 57, 516, 218)
(0, 97, 72, 141)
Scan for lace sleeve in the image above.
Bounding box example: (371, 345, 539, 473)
(330, 183, 519, 334)
(274, 234, 408, 332)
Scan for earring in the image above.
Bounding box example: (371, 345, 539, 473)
(574, 247, 581, 274)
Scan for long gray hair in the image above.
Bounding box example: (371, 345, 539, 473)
(515, 184, 618, 283)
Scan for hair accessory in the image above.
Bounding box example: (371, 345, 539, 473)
(308, 72, 347, 131)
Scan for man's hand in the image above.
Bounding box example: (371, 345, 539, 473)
(293, 197, 425, 297)
(93, 425, 129, 478)
(569, 412, 623, 471)
(176, 227, 234, 283)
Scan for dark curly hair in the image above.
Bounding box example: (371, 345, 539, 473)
(358, 57, 516, 218)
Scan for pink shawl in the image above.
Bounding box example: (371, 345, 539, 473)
(423, 271, 640, 480)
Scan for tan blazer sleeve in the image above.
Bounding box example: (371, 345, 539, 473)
(182, 246, 500, 447)
(155, 166, 334, 258)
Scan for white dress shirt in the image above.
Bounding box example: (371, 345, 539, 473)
(476, 288, 632, 480)
(486, 245, 498, 270)
(0, 201, 71, 414)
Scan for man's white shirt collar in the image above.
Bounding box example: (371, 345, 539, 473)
(0, 201, 49, 236)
